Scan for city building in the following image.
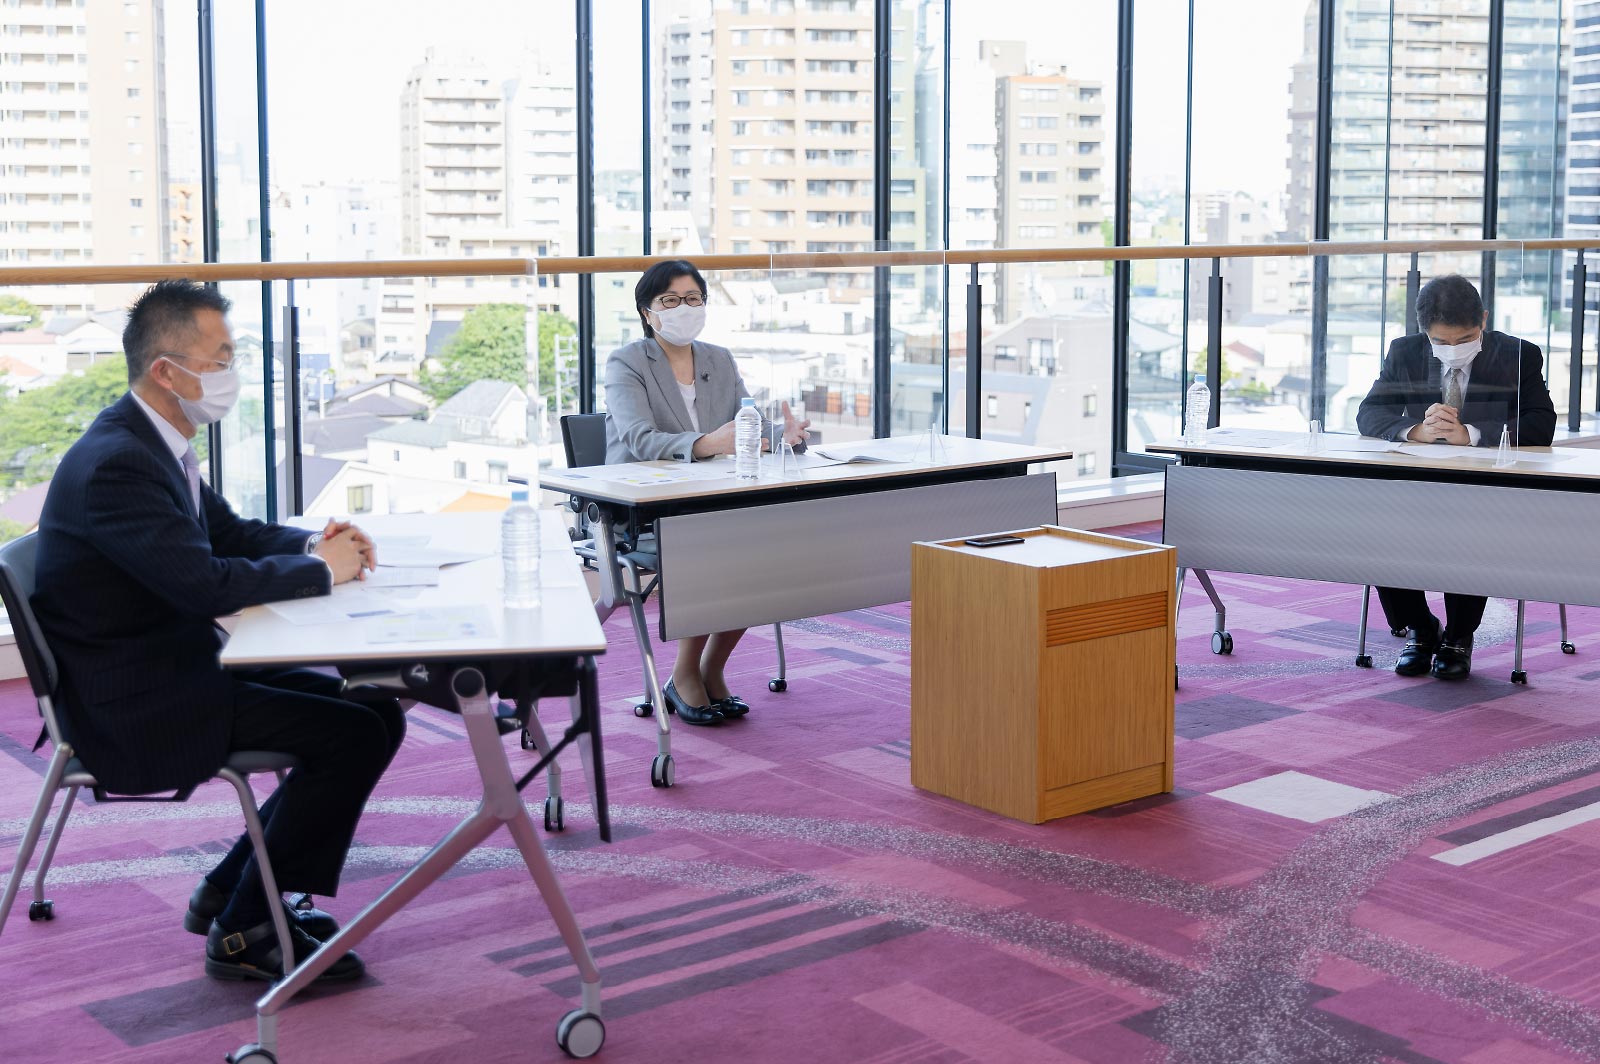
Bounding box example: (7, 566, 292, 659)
(0, 0, 171, 315)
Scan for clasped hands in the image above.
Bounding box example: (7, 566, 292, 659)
(313, 518, 377, 585)
(1406, 402, 1471, 446)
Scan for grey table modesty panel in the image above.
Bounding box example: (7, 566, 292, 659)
(654, 471, 1059, 640)
(1164, 463, 1600, 607)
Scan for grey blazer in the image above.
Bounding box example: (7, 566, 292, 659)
(603, 337, 752, 463)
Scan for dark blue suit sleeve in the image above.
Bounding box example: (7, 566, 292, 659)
(84, 448, 330, 617)
(200, 483, 316, 559)
(1355, 339, 1419, 442)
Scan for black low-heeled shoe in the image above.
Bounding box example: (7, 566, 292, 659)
(1431, 637, 1474, 681)
(184, 877, 339, 941)
(204, 918, 364, 984)
(663, 679, 723, 725)
(712, 694, 750, 718)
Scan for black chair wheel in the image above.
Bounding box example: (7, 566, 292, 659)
(1211, 631, 1233, 655)
(1511, 670, 1528, 685)
(633, 701, 653, 718)
(1562, 642, 1577, 655)
(543, 796, 565, 833)
(520, 727, 536, 750)
(768, 678, 788, 693)
(1355, 655, 1373, 668)
(650, 753, 675, 789)
(27, 899, 53, 921)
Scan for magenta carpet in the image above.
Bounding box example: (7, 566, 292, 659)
(4, 521, 1600, 1063)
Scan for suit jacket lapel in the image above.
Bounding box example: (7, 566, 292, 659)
(115, 392, 200, 523)
(691, 345, 718, 431)
(644, 340, 693, 433)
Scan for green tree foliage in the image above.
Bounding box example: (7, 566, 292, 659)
(537, 310, 576, 412)
(419, 304, 577, 412)
(420, 304, 528, 402)
(0, 358, 129, 488)
(1189, 347, 1240, 387)
(0, 294, 43, 329)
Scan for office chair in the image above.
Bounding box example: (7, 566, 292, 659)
(1353, 583, 1574, 683)
(0, 535, 301, 976)
(559, 413, 788, 723)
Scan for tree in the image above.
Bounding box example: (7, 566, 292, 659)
(420, 303, 528, 402)
(0, 358, 128, 488)
(1189, 347, 1240, 387)
(0, 294, 42, 329)
(419, 305, 577, 412)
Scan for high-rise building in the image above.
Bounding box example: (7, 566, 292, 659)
(658, 3, 715, 234)
(399, 52, 508, 257)
(0, 0, 171, 316)
(993, 62, 1106, 320)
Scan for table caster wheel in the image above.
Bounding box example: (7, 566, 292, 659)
(633, 701, 653, 718)
(768, 678, 787, 692)
(521, 727, 535, 750)
(650, 753, 675, 788)
(28, 899, 53, 921)
(226, 1045, 277, 1064)
(1211, 631, 1233, 655)
(556, 1009, 606, 1059)
(543, 795, 565, 832)
(1562, 642, 1577, 655)
(1355, 654, 1373, 668)
(1511, 670, 1528, 685)
(1389, 626, 1408, 638)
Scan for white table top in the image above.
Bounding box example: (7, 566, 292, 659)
(541, 434, 1072, 506)
(1150, 428, 1600, 482)
(220, 512, 605, 668)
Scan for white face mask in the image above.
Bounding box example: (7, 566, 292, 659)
(651, 303, 706, 347)
(1430, 336, 1482, 370)
(163, 357, 241, 426)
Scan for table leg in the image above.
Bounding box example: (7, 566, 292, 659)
(1191, 568, 1233, 655)
(238, 664, 605, 1062)
(1355, 585, 1374, 668)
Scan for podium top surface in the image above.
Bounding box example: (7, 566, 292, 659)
(920, 525, 1170, 569)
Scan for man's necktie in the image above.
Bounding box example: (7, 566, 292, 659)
(1443, 367, 1463, 411)
(180, 445, 201, 517)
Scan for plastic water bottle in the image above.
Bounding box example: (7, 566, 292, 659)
(501, 488, 541, 609)
(735, 396, 762, 479)
(1184, 374, 1211, 443)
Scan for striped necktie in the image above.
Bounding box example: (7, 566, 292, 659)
(1442, 367, 1463, 411)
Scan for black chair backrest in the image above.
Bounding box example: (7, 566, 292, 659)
(561, 412, 609, 468)
(0, 534, 59, 703)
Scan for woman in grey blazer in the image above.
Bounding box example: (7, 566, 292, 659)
(603, 259, 809, 725)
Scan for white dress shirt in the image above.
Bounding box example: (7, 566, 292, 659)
(676, 378, 700, 432)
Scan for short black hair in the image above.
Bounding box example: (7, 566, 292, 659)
(1416, 274, 1484, 332)
(122, 279, 232, 385)
(635, 259, 707, 339)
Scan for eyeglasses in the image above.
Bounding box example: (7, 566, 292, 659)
(652, 294, 705, 310)
(164, 352, 235, 373)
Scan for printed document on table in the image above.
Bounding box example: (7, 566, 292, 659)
(378, 547, 490, 568)
(265, 586, 403, 626)
(1305, 436, 1404, 454)
(364, 566, 441, 587)
(365, 607, 495, 645)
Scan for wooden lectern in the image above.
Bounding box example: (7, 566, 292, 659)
(910, 526, 1176, 823)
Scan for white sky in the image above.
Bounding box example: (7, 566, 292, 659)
(178, 0, 1309, 214)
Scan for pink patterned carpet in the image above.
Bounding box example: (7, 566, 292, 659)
(3, 521, 1600, 1064)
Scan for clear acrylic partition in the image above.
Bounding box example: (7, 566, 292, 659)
(762, 253, 878, 449)
(269, 263, 554, 521)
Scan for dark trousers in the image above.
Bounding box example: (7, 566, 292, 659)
(1375, 587, 1488, 642)
(206, 669, 405, 900)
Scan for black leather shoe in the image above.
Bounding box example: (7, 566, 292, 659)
(185, 878, 339, 941)
(1431, 637, 1474, 681)
(1394, 625, 1440, 677)
(712, 694, 750, 718)
(663, 680, 723, 726)
(205, 918, 364, 984)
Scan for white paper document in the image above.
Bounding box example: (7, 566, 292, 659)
(812, 449, 907, 464)
(363, 566, 441, 587)
(264, 589, 401, 626)
(377, 547, 490, 568)
(365, 607, 495, 645)
(1310, 436, 1404, 454)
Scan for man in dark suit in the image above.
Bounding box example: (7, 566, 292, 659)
(31, 280, 405, 983)
(1355, 273, 1556, 681)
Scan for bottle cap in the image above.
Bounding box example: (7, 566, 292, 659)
(511, 489, 529, 503)
(741, 396, 755, 407)
(1194, 374, 1205, 384)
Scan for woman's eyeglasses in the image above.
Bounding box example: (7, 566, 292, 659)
(652, 294, 705, 310)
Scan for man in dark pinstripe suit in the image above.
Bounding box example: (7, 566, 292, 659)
(32, 280, 405, 984)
